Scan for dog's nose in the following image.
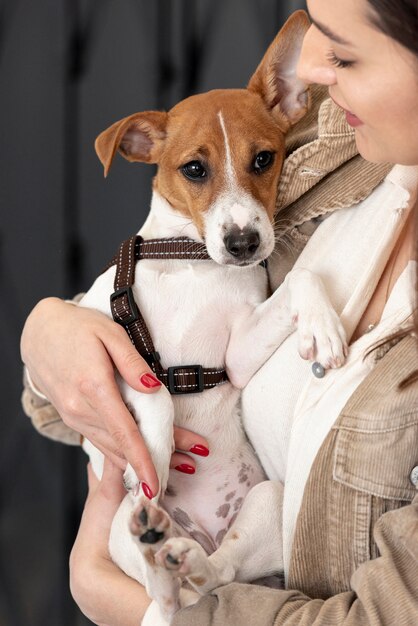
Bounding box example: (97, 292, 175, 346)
(224, 227, 260, 260)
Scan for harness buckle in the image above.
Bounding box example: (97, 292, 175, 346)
(167, 365, 204, 395)
(110, 287, 139, 326)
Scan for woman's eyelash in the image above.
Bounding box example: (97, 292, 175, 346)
(326, 50, 354, 69)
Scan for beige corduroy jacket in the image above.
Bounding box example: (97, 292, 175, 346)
(23, 87, 418, 624)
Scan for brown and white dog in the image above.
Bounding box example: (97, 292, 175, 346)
(80, 11, 347, 625)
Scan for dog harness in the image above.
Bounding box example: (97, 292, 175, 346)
(107, 235, 229, 395)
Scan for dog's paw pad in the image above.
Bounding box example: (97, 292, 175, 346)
(156, 537, 207, 576)
(166, 552, 181, 567)
(130, 499, 171, 546)
(156, 541, 190, 572)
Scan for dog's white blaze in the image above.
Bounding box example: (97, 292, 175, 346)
(230, 202, 250, 231)
(217, 111, 251, 231)
(217, 111, 235, 189)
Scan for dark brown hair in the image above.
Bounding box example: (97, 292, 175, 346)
(366, 0, 418, 58)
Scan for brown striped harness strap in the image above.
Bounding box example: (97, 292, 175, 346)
(108, 235, 229, 395)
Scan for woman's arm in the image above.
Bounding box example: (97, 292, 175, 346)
(70, 460, 152, 626)
(171, 494, 418, 626)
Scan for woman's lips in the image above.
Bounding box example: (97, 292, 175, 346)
(344, 110, 364, 128)
(330, 95, 364, 128)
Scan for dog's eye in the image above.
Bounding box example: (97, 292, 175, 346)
(181, 161, 207, 181)
(253, 151, 273, 173)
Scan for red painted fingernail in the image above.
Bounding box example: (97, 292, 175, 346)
(142, 482, 153, 499)
(175, 464, 196, 475)
(140, 373, 162, 388)
(189, 444, 210, 457)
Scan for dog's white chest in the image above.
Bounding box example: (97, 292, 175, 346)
(132, 259, 268, 368)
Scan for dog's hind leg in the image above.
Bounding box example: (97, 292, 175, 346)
(155, 480, 284, 594)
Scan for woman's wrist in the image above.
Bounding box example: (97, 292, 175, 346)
(70, 553, 151, 626)
(70, 461, 153, 626)
(21, 297, 67, 367)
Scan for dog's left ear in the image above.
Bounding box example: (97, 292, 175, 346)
(247, 10, 310, 129)
(95, 111, 168, 177)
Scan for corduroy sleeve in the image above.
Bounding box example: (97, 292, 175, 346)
(21, 294, 84, 446)
(171, 494, 418, 626)
(21, 367, 82, 445)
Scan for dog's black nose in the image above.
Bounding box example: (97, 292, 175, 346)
(224, 227, 260, 260)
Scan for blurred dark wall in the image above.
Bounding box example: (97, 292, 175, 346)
(0, 1, 306, 624)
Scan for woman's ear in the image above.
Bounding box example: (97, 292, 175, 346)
(247, 10, 311, 129)
(94, 110, 168, 177)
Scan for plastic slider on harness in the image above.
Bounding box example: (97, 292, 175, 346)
(167, 365, 204, 395)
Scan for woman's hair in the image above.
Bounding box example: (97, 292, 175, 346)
(366, 0, 418, 57)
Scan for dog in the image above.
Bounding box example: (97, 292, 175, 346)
(80, 10, 347, 625)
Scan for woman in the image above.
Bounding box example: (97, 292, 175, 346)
(21, 0, 418, 623)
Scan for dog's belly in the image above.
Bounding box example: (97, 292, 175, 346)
(161, 442, 265, 553)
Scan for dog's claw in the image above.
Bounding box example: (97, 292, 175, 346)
(123, 463, 140, 495)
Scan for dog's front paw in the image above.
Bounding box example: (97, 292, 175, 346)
(288, 268, 348, 369)
(296, 304, 348, 369)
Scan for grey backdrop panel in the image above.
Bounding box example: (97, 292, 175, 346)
(0, 1, 305, 624)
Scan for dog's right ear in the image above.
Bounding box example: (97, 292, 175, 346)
(95, 111, 168, 177)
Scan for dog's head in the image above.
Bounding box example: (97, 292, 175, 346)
(95, 10, 310, 266)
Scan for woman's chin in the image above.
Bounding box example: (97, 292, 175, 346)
(355, 131, 418, 166)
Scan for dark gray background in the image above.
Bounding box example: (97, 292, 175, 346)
(0, 1, 305, 624)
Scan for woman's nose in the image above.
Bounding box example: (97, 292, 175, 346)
(297, 25, 337, 86)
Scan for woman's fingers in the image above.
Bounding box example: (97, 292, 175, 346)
(170, 427, 210, 474)
(170, 452, 197, 473)
(173, 426, 210, 456)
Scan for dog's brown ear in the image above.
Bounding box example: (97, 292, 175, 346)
(95, 111, 168, 177)
(247, 10, 310, 129)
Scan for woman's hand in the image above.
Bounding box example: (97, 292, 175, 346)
(70, 459, 151, 626)
(21, 297, 210, 495)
